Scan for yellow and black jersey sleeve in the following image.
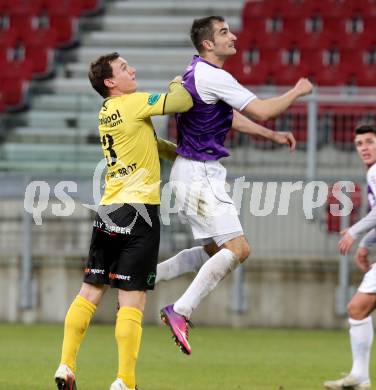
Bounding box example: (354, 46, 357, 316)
(164, 81, 193, 114)
(132, 92, 167, 119)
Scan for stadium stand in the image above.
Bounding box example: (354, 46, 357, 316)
(232, 0, 376, 87)
(0, 0, 374, 170)
(0, 0, 243, 166)
(0, 0, 374, 166)
(0, 0, 104, 111)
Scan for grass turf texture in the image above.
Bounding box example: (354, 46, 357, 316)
(0, 324, 368, 390)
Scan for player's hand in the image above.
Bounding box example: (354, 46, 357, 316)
(338, 229, 355, 255)
(172, 75, 183, 83)
(355, 247, 371, 273)
(293, 78, 313, 97)
(272, 131, 296, 151)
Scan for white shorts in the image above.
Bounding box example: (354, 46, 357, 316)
(358, 263, 376, 293)
(170, 156, 243, 242)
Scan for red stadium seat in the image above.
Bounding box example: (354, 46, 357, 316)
(240, 28, 294, 51)
(274, 64, 307, 86)
(5, 0, 44, 14)
(23, 30, 57, 77)
(237, 62, 272, 85)
(324, 14, 375, 50)
(79, 0, 103, 15)
(48, 11, 78, 46)
(0, 0, 7, 12)
(239, 0, 376, 87)
(239, 18, 267, 43)
(0, 79, 26, 108)
(356, 64, 376, 86)
(330, 106, 376, 149)
(243, 0, 278, 22)
(299, 48, 350, 86)
(224, 46, 272, 85)
(8, 10, 34, 37)
(339, 49, 376, 86)
(345, 0, 376, 17)
(279, 0, 316, 19)
(0, 91, 4, 112)
(0, 59, 32, 109)
(286, 19, 332, 49)
(324, 1, 350, 18)
(0, 30, 17, 61)
(41, 0, 82, 16)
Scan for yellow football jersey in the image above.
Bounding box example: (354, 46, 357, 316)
(98, 92, 167, 205)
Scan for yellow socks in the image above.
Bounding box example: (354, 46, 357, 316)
(59, 297, 142, 389)
(60, 295, 96, 373)
(115, 306, 143, 389)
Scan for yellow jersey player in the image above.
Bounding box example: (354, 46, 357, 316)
(54, 52, 192, 390)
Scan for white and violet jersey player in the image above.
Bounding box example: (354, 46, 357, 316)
(172, 55, 257, 246)
(348, 162, 376, 292)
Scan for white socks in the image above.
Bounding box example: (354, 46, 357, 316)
(173, 248, 239, 319)
(349, 316, 373, 383)
(156, 246, 209, 283)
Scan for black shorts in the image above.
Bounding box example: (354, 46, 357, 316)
(84, 203, 160, 291)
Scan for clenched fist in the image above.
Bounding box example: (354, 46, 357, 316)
(293, 78, 313, 97)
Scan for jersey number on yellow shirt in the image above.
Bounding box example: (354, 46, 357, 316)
(102, 134, 117, 167)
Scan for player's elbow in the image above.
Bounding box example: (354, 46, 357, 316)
(243, 100, 271, 122)
(253, 111, 271, 122)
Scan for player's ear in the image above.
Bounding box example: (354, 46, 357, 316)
(104, 78, 114, 88)
(202, 39, 214, 51)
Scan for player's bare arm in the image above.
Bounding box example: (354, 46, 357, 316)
(340, 207, 376, 255)
(232, 110, 296, 151)
(241, 78, 313, 121)
(338, 228, 356, 255)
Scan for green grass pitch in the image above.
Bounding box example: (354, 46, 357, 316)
(0, 323, 370, 390)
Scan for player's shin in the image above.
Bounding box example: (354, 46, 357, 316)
(349, 316, 373, 383)
(60, 295, 96, 372)
(115, 306, 143, 389)
(173, 248, 239, 318)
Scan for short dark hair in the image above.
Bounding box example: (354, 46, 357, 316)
(190, 16, 225, 53)
(355, 124, 376, 136)
(88, 52, 119, 98)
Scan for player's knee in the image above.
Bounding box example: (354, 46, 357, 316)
(79, 282, 106, 306)
(347, 302, 366, 320)
(231, 243, 250, 263)
(238, 243, 251, 263)
(223, 239, 250, 263)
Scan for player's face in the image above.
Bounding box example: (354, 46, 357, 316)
(354, 132, 376, 167)
(210, 21, 237, 58)
(109, 57, 137, 94)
